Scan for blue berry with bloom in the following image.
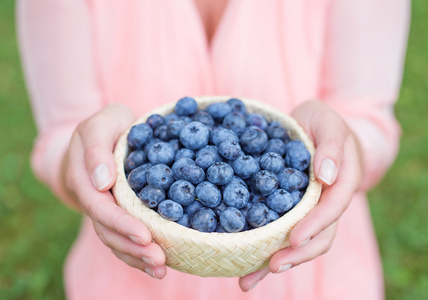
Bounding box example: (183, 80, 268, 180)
(265, 138, 286, 157)
(285, 146, 311, 171)
(246, 113, 268, 130)
(210, 127, 239, 146)
(184, 200, 203, 217)
(174, 148, 195, 161)
(171, 158, 195, 180)
(246, 203, 269, 228)
(266, 189, 293, 213)
(196, 181, 222, 208)
(146, 114, 165, 129)
(192, 111, 215, 129)
(227, 98, 247, 115)
(124, 150, 146, 173)
(127, 123, 153, 149)
(220, 207, 246, 233)
(147, 164, 174, 190)
(175, 97, 198, 116)
(158, 200, 183, 221)
(148, 142, 175, 165)
(182, 164, 205, 185)
(127, 163, 152, 192)
(267, 121, 289, 140)
(167, 120, 187, 139)
(259, 152, 284, 174)
(232, 155, 260, 179)
(168, 180, 196, 206)
(218, 141, 241, 161)
(179, 121, 210, 150)
(206, 162, 234, 186)
(223, 183, 250, 209)
(206, 102, 232, 122)
(252, 170, 279, 196)
(278, 168, 306, 192)
(191, 207, 217, 232)
(139, 185, 165, 209)
(222, 112, 246, 136)
(240, 126, 268, 154)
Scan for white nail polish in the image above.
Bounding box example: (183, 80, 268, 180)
(142, 256, 156, 266)
(145, 267, 157, 279)
(248, 281, 258, 291)
(129, 234, 146, 245)
(319, 158, 336, 185)
(92, 164, 111, 190)
(297, 237, 310, 248)
(276, 264, 292, 273)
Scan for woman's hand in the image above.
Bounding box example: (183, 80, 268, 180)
(239, 100, 364, 291)
(61, 103, 167, 279)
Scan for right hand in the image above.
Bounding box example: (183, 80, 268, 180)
(61, 103, 167, 279)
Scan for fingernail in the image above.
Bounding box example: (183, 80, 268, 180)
(319, 158, 336, 185)
(276, 264, 292, 273)
(142, 256, 156, 266)
(129, 234, 147, 245)
(92, 164, 111, 190)
(297, 237, 310, 248)
(248, 281, 258, 291)
(145, 267, 157, 279)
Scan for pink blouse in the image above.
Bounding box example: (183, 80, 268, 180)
(17, 0, 409, 299)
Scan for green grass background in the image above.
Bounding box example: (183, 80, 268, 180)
(0, 1, 427, 299)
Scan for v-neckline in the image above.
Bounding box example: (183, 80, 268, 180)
(189, 0, 233, 52)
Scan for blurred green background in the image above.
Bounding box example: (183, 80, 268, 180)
(0, 0, 427, 299)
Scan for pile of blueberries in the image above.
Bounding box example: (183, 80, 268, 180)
(125, 97, 311, 233)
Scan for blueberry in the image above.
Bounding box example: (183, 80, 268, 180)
(168, 139, 181, 152)
(191, 207, 217, 232)
(127, 123, 153, 149)
(184, 200, 203, 217)
(179, 121, 210, 150)
(125, 150, 146, 173)
(195, 181, 222, 208)
(206, 162, 234, 186)
(220, 207, 246, 233)
(148, 142, 175, 165)
(147, 164, 174, 190)
(158, 200, 183, 221)
(266, 189, 293, 213)
(195, 152, 217, 170)
(252, 170, 279, 196)
(168, 180, 196, 206)
(175, 97, 198, 116)
(259, 152, 285, 173)
(227, 98, 247, 115)
(213, 201, 228, 217)
(215, 224, 228, 233)
(222, 112, 246, 136)
(291, 190, 304, 206)
(210, 127, 239, 146)
(143, 138, 162, 155)
(232, 155, 260, 179)
(218, 141, 241, 161)
(153, 124, 169, 141)
(277, 168, 306, 192)
(171, 158, 195, 180)
(127, 163, 152, 192)
(240, 126, 268, 154)
(167, 120, 187, 139)
(146, 114, 165, 129)
(228, 175, 248, 189)
(163, 113, 180, 125)
(246, 203, 269, 228)
(267, 209, 280, 223)
(177, 213, 191, 228)
(239, 202, 252, 218)
(246, 113, 268, 130)
(267, 121, 289, 140)
(196, 145, 222, 162)
(265, 139, 286, 157)
(284, 140, 306, 153)
(223, 183, 250, 209)
(249, 193, 266, 205)
(206, 102, 232, 122)
(182, 164, 205, 185)
(139, 185, 166, 208)
(192, 111, 215, 129)
(285, 146, 311, 171)
(174, 148, 195, 161)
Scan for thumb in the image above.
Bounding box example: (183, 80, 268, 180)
(77, 103, 136, 191)
(291, 100, 347, 186)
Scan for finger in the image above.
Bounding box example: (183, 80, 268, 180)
(77, 103, 136, 191)
(66, 131, 153, 245)
(292, 100, 347, 186)
(112, 250, 167, 279)
(238, 268, 270, 292)
(289, 139, 361, 247)
(93, 221, 166, 266)
(270, 222, 337, 273)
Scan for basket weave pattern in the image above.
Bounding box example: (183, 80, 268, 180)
(113, 96, 322, 277)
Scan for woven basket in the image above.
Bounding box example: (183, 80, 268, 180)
(113, 96, 322, 277)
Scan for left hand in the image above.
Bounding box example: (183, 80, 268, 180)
(239, 100, 364, 291)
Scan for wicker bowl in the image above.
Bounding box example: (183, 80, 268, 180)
(113, 96, 322, 277)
